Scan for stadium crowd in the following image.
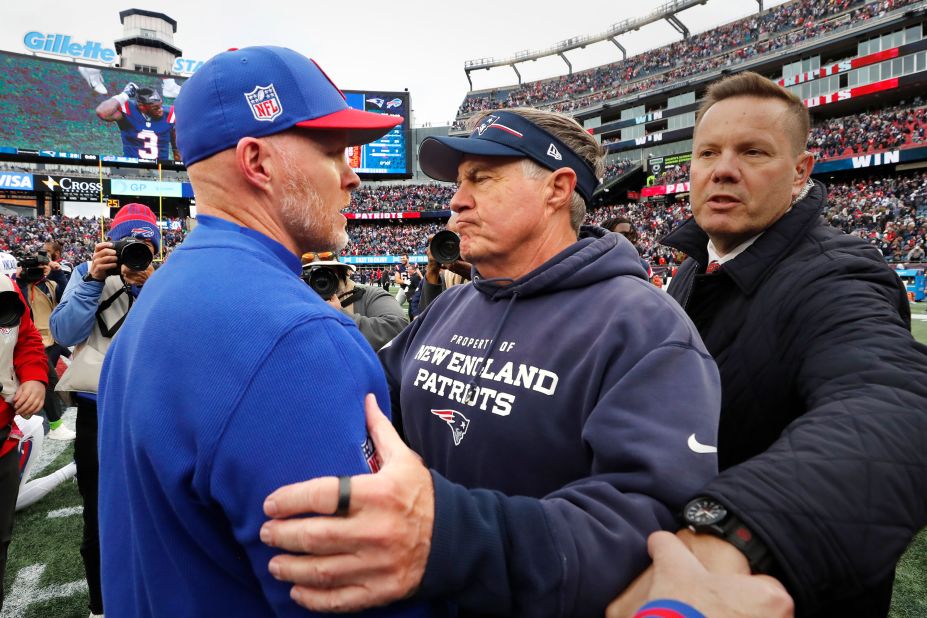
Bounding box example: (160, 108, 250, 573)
(349, 183, 454, 213)
(454, 0, 915, 122)
(809, 101, 927, 160)
(0, 168, 922, 265)
(588, 169, 927, 264)
(603, 158, 638, 181)
(0, 215, 186, 265)
(343, 221, 444, 256)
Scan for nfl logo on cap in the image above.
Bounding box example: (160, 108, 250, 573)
(245, 84, 283, 122)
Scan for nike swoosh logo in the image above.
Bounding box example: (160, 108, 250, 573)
(687, 433, 718, 454)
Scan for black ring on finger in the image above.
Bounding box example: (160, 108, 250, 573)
(335, 476, 351, 517)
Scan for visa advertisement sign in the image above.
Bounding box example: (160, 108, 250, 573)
(0, 172, 34, 191)
(23, 31, 116, 63)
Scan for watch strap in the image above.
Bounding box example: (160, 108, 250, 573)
(714, 512, 774, 574)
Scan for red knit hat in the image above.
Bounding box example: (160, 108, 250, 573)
(109, 203, 160, 251)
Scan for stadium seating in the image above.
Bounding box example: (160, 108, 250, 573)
(454, 0, 918, 123)
(349, 183, 454, 213)
(809, 100, 927, 160)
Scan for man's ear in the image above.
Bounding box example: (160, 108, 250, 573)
(792, 151, 814, 198)
(236, 137, 274, 195)
(546, 167, 578, 213)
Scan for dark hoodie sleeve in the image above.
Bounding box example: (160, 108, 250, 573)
(418, 340, 721, 616)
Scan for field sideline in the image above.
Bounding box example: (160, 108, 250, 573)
(3, 302, 926, 617)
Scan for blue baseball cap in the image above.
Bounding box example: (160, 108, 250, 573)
(419, 111, 601, 203)
(175, 46, 403, 166)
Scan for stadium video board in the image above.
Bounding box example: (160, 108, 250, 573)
(0, 51, 412, 178)
(344, 91, 411, 178)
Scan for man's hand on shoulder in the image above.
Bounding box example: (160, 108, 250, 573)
(260, 394, 434, 612)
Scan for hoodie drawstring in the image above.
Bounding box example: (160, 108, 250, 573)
(465, 292, 519, 393)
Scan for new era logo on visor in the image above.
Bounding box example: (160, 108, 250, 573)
(244, 84, 283, 122)
(547, 143, 562, 160)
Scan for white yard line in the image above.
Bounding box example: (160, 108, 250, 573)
(46, 506, 83, 519)
(0, 564, 87, 618)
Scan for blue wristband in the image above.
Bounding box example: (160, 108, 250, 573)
(633, 599, 706, 618)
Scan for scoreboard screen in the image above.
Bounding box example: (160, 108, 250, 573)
(344, 91, 411, 179)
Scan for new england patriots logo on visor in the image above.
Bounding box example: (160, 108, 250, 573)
(431, 409, 470, 446)
(475, 114, 523, 138)
(476, 115, 500, 136)
(244, 84, 283, 122)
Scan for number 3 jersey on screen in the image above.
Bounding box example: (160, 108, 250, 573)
(116, 99, 175, 160)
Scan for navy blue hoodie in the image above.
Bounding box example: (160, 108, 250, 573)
(379, 227, 720, 617)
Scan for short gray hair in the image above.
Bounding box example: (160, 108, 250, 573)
(468, 107, 605, 234)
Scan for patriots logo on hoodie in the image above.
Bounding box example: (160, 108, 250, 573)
(431, 409, 470, 446)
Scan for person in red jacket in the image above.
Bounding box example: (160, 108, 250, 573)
(0, 274, 48, 610)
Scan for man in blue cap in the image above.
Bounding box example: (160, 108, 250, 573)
(96, 47, 431, 617)
(259, 107, 722, 616)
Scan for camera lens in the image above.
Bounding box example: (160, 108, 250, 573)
(306, 267, 341, 298)
(430, 230, 460, 264)
(115, 239, 154, 271)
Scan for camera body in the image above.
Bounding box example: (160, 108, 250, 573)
(301, 265, 342, 299)
(109, 238, 153, 276)
(17, 250, 50, 284)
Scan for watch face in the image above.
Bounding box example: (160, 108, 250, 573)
(684, 498, 727, 525)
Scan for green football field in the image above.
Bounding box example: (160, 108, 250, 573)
(3, 303, 927, 617)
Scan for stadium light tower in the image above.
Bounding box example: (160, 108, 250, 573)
(462, 0, 705, 90)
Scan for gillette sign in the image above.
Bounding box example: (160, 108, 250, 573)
(23, 31, 116, 63)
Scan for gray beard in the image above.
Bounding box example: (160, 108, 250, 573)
(279, 156, 348, 253)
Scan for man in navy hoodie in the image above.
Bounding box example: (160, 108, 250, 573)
(261, 108, 722, 617)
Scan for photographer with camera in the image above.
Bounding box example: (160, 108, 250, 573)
(302, 251, 408, 351)
(416, 230, 471, 314)
(50, 203, 158, 618)
(15, 249, 73, 441)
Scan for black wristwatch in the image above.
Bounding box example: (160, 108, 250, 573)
(682, 496, 774, 573)
(82, 271, 104, 283)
